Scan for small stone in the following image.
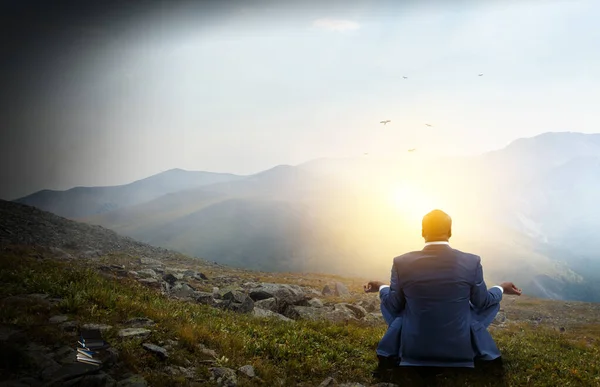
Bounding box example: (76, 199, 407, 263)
(118, 328, 151, 339)
(307, 298, 324, 308)
(49, 315, 68, 324)
(318, 377, 337, 387)
(142, 343, 168, 360)
(137, 269, 157, 278)
(125, 317, 155, 327)
(209, 367, 237, 387)
(238, 365, 256, 378)
(81, 323, 113, 332)
(116, 374, 148, 387)
(59, 321, 79, 332)
(162, 273, 177, 285)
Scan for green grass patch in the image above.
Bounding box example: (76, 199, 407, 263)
(1, 248, 599, 386)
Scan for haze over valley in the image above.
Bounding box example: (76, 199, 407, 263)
(15, 131, 600, 303)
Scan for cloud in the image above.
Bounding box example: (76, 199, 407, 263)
(312, 18, 360, 32)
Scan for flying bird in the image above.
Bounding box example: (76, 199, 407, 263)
(408, 148, 416, 152)
(380, 120, 391, 125)
(478, 73, 484, 76)
(425, 123, 432, 127)
(403, 76, 408, 79)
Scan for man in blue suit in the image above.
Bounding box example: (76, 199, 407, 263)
(365, 209, 522, 374)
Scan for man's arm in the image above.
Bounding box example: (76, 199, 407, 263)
(379, 264, 405, 314)
(470, 258, 503, 310)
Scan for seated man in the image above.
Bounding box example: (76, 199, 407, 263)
(365, 209, 522, 374)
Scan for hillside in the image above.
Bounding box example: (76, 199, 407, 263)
(1, 198, 600, 386)
(13, 132, 600, 303)
(14, 169, 244, 219)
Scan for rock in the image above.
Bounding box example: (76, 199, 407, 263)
(118, 328, 151, 339)
(170, 283, 196, 299)
(221, 291, 254, 314)
(212, 287, 221, 299)
(162, 273, 178, 285)
(285, 306, 328, 321)
(139, 257, 163, 267)
(322, 285, 333, 296)
(492, 311, 507, 325)
(59, 320, 79, 333)
(49, 315, 68, 324)
(43, 362, 100, 385)
(138, 278, 159, 286)
(335, 303, 367, 319)
(238, 365, 256, 378)
(334, 282, 350, 297)
(199, 344, 218, 358)
(82, 323, 113, 332)
(165, 366, 196, 379)
(363, 312, 385, 324)
(318, 377, 337, 387)
(137, 269, 157, 278)
(0, 325, 26, 344)
(125, 317, 155, 327)
(308, 298, 324, 308)
(371, 383, 400, 387)
(339, 384, 365, 387)
(52, 346, 76, 365)
(142, 343, 168, 360)
(252, 308, 294, 322)
(128, 271, 139, 277)
(209, 367, 238, 387)
(196, 272, 208, 280)
(195, 292, 216, 306)
(559, 327, 566, 332)
(254, 298, 279, 313)
(116, 375, 148, 387)
(357, 298, 379, 313)
(62, 372, 117, 387)
(249, 283, 307, 305)
(285, 305, 357, 322)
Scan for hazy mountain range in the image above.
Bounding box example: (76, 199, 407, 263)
(15, 132, 600, 302)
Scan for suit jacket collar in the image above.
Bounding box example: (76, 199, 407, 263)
(423, 241, 451, 250)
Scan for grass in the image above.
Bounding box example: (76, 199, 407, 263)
(1, 247, 600, 386)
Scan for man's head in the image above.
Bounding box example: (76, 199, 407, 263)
(422, 209, 452, 242)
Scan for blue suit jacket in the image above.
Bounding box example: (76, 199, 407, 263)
(380, 244, 503, 367)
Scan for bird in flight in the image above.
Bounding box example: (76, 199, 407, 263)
(363, 153, 369, 156)
(478, 73, 484, 76)
(380, 120, 391, 125)
(408, 148, 416, 152)
(425, 123, 432, 127)
(403, 76, 408, 79)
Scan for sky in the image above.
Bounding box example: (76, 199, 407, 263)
(1, 0, 600, 200)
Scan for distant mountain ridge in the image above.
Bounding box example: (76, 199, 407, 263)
(15, 168, 244, 219)
(11, 131, 600, 302)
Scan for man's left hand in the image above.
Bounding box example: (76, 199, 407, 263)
(364, 281, 385, 293)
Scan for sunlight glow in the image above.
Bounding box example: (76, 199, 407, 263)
(390, 183, 438, 223)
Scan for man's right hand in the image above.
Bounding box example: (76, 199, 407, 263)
(500, 282, 522, 296)
(364, 281, 385, 293)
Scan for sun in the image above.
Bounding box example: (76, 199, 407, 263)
(390, 183, 437, 221)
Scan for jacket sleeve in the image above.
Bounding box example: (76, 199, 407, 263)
(470, 257, 502, 310)
(380, 261, 405, 314)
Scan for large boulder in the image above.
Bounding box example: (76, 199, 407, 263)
(221, 291, 254, 314)
(252, 308, 294, 322)
(335, 303, 367, 319)
(248, 283, 307, 305)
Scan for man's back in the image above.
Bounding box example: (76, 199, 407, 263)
(393, 244, 481, 366)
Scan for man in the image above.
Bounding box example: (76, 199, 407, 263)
(365, 209, 522, 374)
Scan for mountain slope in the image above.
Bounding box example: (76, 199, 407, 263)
(13, 131, 600, 302)
(14, 168, 244, 219)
